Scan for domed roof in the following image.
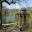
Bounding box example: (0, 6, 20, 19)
(20, 7, 26, 11)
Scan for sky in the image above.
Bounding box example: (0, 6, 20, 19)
(2, 0, 32, 9)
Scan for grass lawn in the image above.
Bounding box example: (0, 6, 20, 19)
(2, 23, 16, 28)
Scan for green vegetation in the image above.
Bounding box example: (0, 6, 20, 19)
(26, 7, 32, 25)
(2, 23, 16, 28)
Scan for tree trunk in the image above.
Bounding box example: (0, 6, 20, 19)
(0, 1, 2, 29)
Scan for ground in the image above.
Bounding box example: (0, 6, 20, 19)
(0, 26, 32, 32)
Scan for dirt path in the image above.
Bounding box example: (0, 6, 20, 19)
(0, 27, 32, 32)
(0, 27, 20, 32)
